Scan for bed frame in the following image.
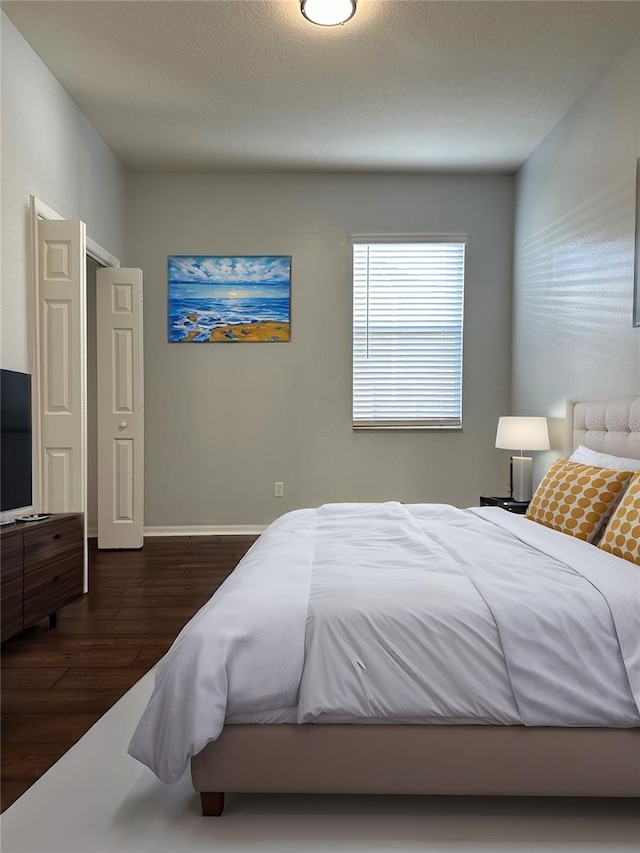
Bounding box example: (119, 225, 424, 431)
(192, 396, 640, 815)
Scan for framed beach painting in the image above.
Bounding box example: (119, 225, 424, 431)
(168, 255, 291, 342)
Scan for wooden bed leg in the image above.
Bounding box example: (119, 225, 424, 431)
(200, 791, 225, 816)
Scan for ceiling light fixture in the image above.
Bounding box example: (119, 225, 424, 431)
(300, 0, 357, 27)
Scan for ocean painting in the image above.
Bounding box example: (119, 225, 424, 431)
(168, 255, 291, 342)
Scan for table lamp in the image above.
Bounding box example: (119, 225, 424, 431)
(495, 416, 550, 502)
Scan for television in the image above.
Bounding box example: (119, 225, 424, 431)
(1, 369, 33, 522)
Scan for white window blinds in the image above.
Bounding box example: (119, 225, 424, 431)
(352, 237, 466, 429)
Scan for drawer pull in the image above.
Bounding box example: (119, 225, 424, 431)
(54, 534, 62, 540)
(53, 574, 62, 581)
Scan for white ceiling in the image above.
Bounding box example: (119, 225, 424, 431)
(3, 0, 639, 174)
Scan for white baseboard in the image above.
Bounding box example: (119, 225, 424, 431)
(86, 525, 266, 539)
(145, 525, 266, 537)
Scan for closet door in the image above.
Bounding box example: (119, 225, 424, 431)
(36, 219, 87, 516)
(96, 268, 144, 549)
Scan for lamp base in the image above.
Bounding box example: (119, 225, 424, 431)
(511, 456, 533, 502)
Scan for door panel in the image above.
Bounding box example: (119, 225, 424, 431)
(37, 219, 86, 515)
(96, 268, 144, 549)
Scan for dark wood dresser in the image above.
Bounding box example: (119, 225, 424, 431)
(1, 513, 84, 642)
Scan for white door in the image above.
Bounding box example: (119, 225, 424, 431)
(36, 219, 87, 516)
(96, 268, 144, 549)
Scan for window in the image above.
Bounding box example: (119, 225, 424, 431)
(352, 236, 466, 429)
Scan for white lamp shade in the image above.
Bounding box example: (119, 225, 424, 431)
(300, 0, 356, 26)
(495, 416, 550, 451)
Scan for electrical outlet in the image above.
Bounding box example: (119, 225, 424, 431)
(274, 482, 284, 497)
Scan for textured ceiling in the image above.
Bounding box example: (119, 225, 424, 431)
(3, 0, 639, 173)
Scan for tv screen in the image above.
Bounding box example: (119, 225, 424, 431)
(1, 369, 33, 513)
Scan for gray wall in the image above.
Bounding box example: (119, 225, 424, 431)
(512, 32, 640, 477)
(128, 173, 515, 526)
(2, 13, 516, 528)
(1, 13, 127, 373)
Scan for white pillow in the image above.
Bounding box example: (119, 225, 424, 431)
(569, 445, 640, 472)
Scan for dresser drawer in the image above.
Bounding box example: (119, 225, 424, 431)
(23, 559, 83, 626)
(1, 577, 23, 641)
(0, 531, 23, 583)
(24, 515, 83, 574)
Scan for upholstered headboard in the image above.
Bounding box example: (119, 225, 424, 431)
(566, 397, 640, 460)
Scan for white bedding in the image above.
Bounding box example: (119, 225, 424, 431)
(128, 503, 640, 784)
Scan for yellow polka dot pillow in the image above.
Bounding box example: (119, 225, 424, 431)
(598, 473, 640, 565)
(525, 458, 633, 543)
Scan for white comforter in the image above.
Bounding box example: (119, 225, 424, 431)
(128, 503, 640, 784)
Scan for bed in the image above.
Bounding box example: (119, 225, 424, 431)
(129, 396, 640, 815)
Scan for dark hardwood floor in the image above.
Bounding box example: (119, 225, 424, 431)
(1, 534, 257, 812)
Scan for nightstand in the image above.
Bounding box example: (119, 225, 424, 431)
(479, 496, 530, 515)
